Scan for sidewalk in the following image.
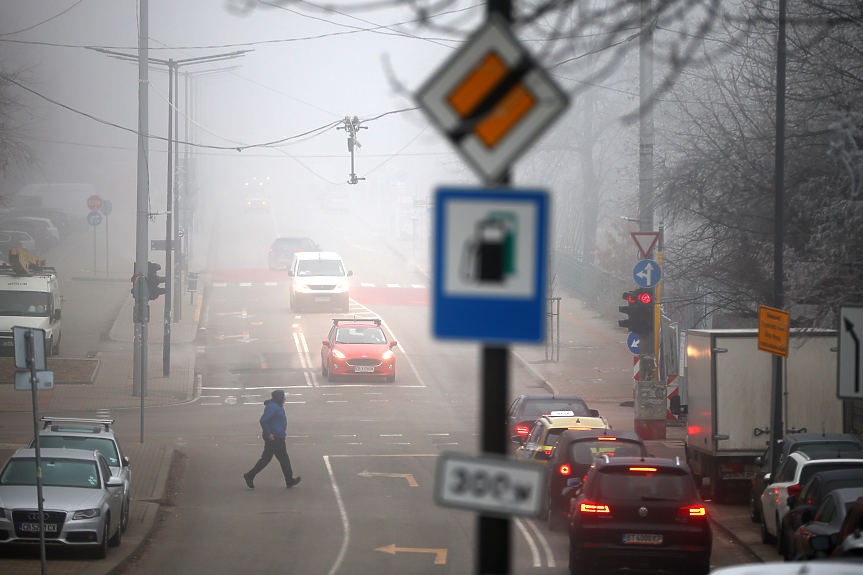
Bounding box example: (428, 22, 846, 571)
(0, 290, 200, 573)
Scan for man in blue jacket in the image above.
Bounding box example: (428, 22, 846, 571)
(244, 389, 301, 488)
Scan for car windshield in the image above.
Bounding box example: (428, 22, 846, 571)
(0, 292, 50, 317)
(594, 467, 697, 501)
(522, 399, 590, 418)
(34, 436, 119, 467)
(335, 327, 386, 344)
(569, 440, 646, 463)
(297, 259, 344, 277)
(1, 458, 100, 489)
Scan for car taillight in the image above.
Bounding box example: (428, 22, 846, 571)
(596, 437, 617, 441)
(787, 484, 802, 498)
(559, 465, 571, 475)
(568, 427, 592, 430)
(580, 502, 610, 514)
(629, 467, 657, 473)
(543, 450, 552, 456)
(678, 505, 707, 517)
(515, 426, 530, 436)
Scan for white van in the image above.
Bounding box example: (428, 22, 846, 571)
(0, 266, 62, 355)
(288, 252, 352, 312)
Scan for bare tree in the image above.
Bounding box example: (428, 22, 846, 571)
(0, 65, 36, 181)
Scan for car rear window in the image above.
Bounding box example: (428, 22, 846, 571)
(35, 436, 119, 466)
(521, 399, 589, 418)
(794, 443, 863, 455)
(1, 458, 100, 489)
(273, 239, 302, 251)
(569, 440, 647, 463)
(801, 462, 863, 485)
(594, 467, 697, 501)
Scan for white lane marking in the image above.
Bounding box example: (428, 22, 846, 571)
(201, 387, 306, 391)
(264, 282, 277, 286)
(349, 300, 426, 388)
(323, 393, 343, 396)
(361, 283, 375, 287)
(292, 324, 299, 328)
(387, 442, 411, 445)
(365, 392, 383, 395)
(437, 442, 459, 445)
(525, 518, 556, 568)
(324, 454, 351, 575)
(514, 518, 541, 567)
(239, 282, 253, 287)
(294, 315, 301, 319)
(299, 332, 318, 387)
(335, 435, 356, 438)
(370, 400, 389, 402)
(201, 403, 222, 406)
(411, 284, 425, 289)
(327, 400, 348, 403)
(292, 332, 313, 387)
(200, 395, 219, 398)
(428, 433, 450, 436)
(380, 434, 402, 437)
(213, 283, 227, 287)
(285, 401, 306, 404)
(386, 283, 400, 288)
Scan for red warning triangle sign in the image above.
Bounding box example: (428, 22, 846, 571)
(631, 232, 660, 259)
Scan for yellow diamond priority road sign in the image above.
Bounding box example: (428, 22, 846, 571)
(416, 16, 569, 184)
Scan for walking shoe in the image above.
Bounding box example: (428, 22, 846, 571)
(243, 472, 255, 489)
(287, 476, 302, 488)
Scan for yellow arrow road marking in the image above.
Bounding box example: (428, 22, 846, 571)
(357, 470, 418, 487)
(375, 544, 446, 564)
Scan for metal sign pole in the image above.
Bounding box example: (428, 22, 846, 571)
(26, 331, 47, 575)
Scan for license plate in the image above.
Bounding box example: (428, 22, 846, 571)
(721, 472, 754, 480)
(20, 523, 57, 533)
(354, 366, 374, 373)
(623, 533, 662, 544)
(314, 297, 331, 302)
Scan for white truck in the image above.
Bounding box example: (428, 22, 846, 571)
(0, 249, 62, 355)
(684, 328, 843, 503)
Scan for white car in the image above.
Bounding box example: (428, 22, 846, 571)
(0, 447, 124, 558)
(759, 451, 863, 545)
(17, 217, 60, 244)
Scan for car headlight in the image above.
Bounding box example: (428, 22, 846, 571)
(333, 279, 350, 292)
(72, 508, 101, 520)
(382, 350, 394, 360)
(294, 281, 311, 293)
(332, 350, 346, 359)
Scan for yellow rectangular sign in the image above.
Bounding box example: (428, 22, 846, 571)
(758, 305, 790, 357)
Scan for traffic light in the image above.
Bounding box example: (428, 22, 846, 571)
(147, 262, 166, 300)
(619, 288, 654, 335)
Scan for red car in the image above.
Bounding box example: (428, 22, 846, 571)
(321, 318, 397, 382)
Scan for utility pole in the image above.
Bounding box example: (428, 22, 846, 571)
(133, 0, 149, 442)
(770, 0, 788, 475)
(163, 59, 174, 376)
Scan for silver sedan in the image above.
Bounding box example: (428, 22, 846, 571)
(0, 447, 124, 558)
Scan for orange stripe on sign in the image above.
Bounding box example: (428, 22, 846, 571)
(475, 83, 534, 148)
(448, 53, 507, 117)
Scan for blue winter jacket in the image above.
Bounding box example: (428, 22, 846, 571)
(259, 399, 287, 439)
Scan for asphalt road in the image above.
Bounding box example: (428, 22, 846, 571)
(0, 192, 761, 574)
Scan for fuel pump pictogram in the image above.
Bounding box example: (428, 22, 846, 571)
(460, 212, 517, 283)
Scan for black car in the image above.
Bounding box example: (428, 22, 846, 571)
(506, 394, 600, 441)
(568, 456, 711, 575)
(792, 487, 863, 559)
(749, 433, 863, 523)
(829, 495, 863, 558)
(779, 468, 863, 558)
(268, 237, 320, 270)
(545, 429, 647, 531)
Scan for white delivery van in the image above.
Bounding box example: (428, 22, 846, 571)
(0, 256, 62, 355)
(288, 251, 352, 312)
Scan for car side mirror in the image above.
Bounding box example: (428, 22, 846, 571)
(589, 409, 600, 417)
(764, 473, 772, 483)
(106, 476, 124, 488)
(322, 340, 330, 347)
(567, 477, 583, 488)
(347, 270, 353, 277)
(754, 456, 763, 466)
(123, 456, 130, 467)
(389, 340, 397, 348)
(288, 270, 294, 277)
(510, 436, 525, 445)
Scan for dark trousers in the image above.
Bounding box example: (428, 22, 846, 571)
(248, 437, 294, 483)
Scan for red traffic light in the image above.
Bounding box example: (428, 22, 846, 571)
(637, 292, 652, 304)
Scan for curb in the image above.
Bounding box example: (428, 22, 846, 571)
(708, 515, 765, 564)
(512, 349, 558, 394)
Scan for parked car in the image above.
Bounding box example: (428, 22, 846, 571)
(778, 468, 863, 558)
(544, 429, 647, 531)
(3, 207, 72, 238)
(0, 219, 54, 252)
(0, 447, 124, 558)
(830, 495, 863, 558)
(567, 456, 711, 575)
(0, 232, 24, 261)
(16, 217, 60, 244)
(759, 451, 863, 546)
(791, 487, 863, 560)
(506, 394, 601, 440)
(0, 230, 39, 256)
(750, 433, 863, 523)
(268, 237, 320, 270)
(28, 417, 132, 534)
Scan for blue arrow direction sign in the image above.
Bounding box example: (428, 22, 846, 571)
(633, 259, 661, 288)
(87, 211, 103, 226)
(627, 332, 640, 355)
